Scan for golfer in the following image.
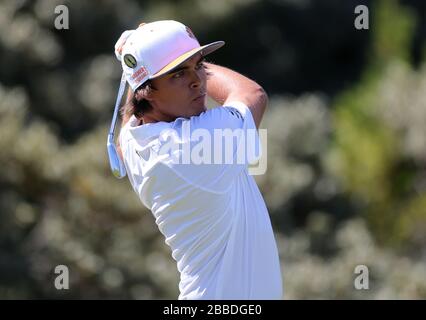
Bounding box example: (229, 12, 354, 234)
(112, 20, 283, 300)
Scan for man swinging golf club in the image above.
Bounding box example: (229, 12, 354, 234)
(108, 20, 283, 299)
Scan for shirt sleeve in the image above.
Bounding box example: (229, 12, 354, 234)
(160, 101, 262, 193)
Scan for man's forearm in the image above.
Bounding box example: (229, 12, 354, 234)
(205, 63, 268, 128)
(205, 63, 260, 103)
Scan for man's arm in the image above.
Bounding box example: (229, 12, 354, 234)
(205, 63, 268, 129)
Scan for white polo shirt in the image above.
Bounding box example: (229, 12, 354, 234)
(119, 101, 283, 299)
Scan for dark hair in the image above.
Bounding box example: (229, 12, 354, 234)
(120, 80, 156, 120)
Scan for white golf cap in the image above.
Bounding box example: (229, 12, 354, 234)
(114, 20, 225, 91)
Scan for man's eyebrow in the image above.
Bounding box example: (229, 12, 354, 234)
(166, 56, 205, 75)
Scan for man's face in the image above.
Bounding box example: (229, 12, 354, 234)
(148, 54, 207, 121)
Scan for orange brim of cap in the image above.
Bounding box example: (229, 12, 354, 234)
(150, 41, 225, 79)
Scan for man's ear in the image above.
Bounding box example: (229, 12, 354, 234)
(144, 92, 154, 102)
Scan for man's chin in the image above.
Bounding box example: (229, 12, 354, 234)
(191, 105, 207, 117)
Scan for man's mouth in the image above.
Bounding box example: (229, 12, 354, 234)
(193, 93, 206, 102)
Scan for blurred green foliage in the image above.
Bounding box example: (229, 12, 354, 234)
(0, 0, 425, 299)
(329, 0, 426, 250)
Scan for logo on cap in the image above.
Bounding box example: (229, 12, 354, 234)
(123, 54, 137, 68)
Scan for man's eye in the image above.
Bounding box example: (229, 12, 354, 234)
(172, 70, 184, 78)
(195, 62, 204, 70)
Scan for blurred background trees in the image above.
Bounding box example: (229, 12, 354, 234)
(0, 0, 425, 299)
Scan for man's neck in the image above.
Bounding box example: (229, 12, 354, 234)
(141, 109, 177, 124)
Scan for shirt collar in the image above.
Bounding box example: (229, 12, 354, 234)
(125, 115, 174, 143)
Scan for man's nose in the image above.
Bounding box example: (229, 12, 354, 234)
(189, 71, 201, 89)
